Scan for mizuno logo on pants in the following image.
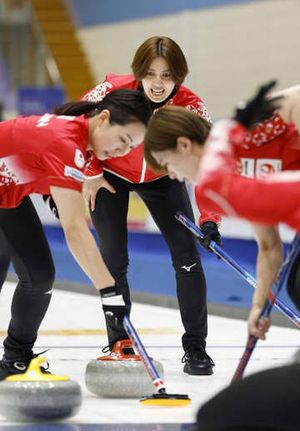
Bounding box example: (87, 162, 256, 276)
(181, 263, 197, 272)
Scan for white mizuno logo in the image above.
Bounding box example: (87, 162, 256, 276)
(44, 289, 53, 295)
(181, 263, 197, 272)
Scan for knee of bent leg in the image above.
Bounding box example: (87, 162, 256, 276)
(26, 260, 56, 293)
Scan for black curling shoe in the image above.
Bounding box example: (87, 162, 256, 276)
(0, 355, 50, 381)
(182, 344, 215, 375)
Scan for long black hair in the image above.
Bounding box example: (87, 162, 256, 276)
(53, 89, 151, 126)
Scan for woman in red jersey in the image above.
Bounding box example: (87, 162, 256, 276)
(223, 84, 300, 339)
(145, 82, 300, 431)
(143, 81, 300, 340)
(0, 89, 151, 380)
(81, 36, 218, 375)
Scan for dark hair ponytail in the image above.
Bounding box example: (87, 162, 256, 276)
(53, 89, 151, 127)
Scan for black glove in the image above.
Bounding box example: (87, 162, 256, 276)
(42, 194, 59, 219)
(234, 80, 283, 130)
(200, 221, 223, 251)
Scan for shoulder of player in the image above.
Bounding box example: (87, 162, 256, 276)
(83, 74, 138, 101)
(38, 114, 88, 150)
(172, 85, 204, 105)
(99, 73, 137, 90)
(244, 113, 289, 147)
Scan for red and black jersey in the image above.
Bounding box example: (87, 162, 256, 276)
(83, 73, 218, 224)
(83, 73, 211, 183)
(195, 113, 300, 221)
(235, 113, 300, 177)
(0, 113, 89, 208)
(195, 120, 300, 232)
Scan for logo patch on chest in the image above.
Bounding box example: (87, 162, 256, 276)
(239, 158, 282, 178)
(74, 149, 85, 168)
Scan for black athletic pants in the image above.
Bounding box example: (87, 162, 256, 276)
(0, 228, 10, 290)
(0, 197, 55, 360)
(91, 172, 208, 349)
(196, 363, 300, 431)
(287, 252, 300, 311)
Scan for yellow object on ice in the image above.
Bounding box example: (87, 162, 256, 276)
(6, 356, 70, 382)
(140, 395, 191, 407)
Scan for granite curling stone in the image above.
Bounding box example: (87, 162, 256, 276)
(0, 356, 82, 421)
(85, 339, 164, 398)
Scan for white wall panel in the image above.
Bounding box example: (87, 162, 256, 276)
(78, 0, 300, 117)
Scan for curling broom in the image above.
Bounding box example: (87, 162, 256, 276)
(123, 315, 191, 406)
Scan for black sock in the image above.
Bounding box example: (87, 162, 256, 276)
(100, 285, 128, 348)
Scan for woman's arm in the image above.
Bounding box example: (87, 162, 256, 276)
(252, 223, 283, 307)
(50, 186, 115, 290)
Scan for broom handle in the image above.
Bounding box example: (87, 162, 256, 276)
(231, 233, 300, 382)
(123, 315, 166, 393)
(175, 211, 300, 327)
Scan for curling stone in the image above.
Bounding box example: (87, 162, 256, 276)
(0, 356, 82, 421)
(85, 339, 164, 398)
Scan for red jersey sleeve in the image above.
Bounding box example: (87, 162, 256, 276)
(82, 75, 114, 102)
(82, 74, 137, 102)
(195, 185, 222, 225)
(173, 86, 212, 123)
(184, 99, 212, 124)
